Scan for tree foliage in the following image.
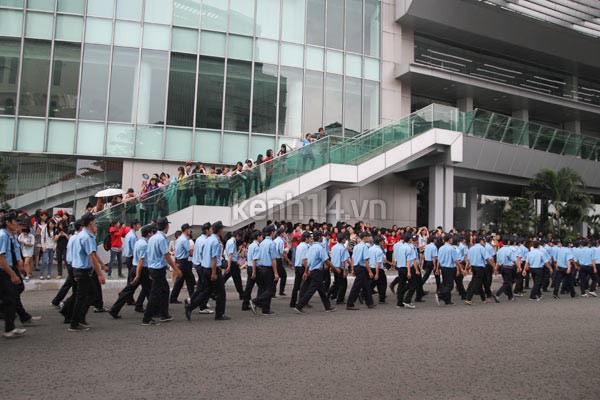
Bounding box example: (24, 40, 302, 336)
(501, 197, 536, 234)
(527, 167, 592, 235)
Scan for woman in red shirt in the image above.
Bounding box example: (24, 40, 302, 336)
(108, 220, 130, 279)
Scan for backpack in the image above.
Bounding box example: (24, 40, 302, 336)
(103, 233, 111, 251)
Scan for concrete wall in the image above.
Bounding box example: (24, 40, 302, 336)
(122, 159, 183, 192)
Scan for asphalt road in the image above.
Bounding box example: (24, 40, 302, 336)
(1, 282, 599, 400)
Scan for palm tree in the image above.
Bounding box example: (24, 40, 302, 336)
(527, 167, 593, 235)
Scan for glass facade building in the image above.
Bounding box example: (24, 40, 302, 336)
(0, 0, 382, 167)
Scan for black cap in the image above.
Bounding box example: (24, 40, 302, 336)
(276, 227, 285, 235)
(401, 233, 411, 242)
(201, 222, 211, 232)
(313, 231, 323, 240)
(411, 235, 418, 242)
(583, 239, 590, 246)
(359, 232, 370, 239)
(301, 231, 312, 240)
(373, 235, 383, 244)
(337, 233, 346, 242)
(263, 225, 275, 235)
(156, 217, 170, 229)
(251, 230, 263, 240)
(80, 212, 95, 226)
(324, 231, 331, 237)
(212, 220, 223, 232)
(129, 218, 140, 226)
(181, 223, 191, 231)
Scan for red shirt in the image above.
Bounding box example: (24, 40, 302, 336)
(291, 231, 302, 248)
(108, 226, 130, 248)
(386, 234, 397, 252)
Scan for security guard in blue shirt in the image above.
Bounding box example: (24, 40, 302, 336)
(143, 217, 181, 326)
(0, 213, 27, 337)
(273, 228, 289, 296)
(435, 236, 461, 306)
(109, 224, 154, 319)
(578, 240, 598, 297)
(514, 239, 530, 295)
(552, 240, 575, 299)
(465, 237, 492, 305)
(249, 225, 280, 316)
(421, 236, 439, 292)
(523, 241, 553, 301)
(242, 230, 263, 310)
(290, 231, 311, 308)
(295, 231, 337, 313)
(369, 236, 388, 304)
(328, 233, 351, 304)
(396, 235, 421, 309)
(483, 237, 497, 300)
(185, 221, 229, 320)
(122, 219, 140, 304)
(187, 223, 213, 315)
(493, 237, 518, 302)
(346, 232, 375, 310)
(68, 213, 106, 331)
(170, 223, 196, 304)
(52, 221, 82, 309)
(453, 236, 468, 299)
(223, 230, 244, 299)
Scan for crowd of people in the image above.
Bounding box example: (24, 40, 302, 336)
(1, 205, 598, 338)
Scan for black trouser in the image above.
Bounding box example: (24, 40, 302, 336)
(290, 266, 308, 307)
(223, 261, 244, 296)
(111, 268, 150, 314)
(0, 270, 18, 332)
(397, 268, 418, 305)
(275, 258, 287, 295)
(52, 263, 73, 305)
(297, 269, 331, 310)
(421, 261, 440, 291)
(437, 267, 456, 304)
(554, 267, 575, 297)
(122, 256, 134, 303)
(242, 265, 257, 308)
(91, 270, 103, 309)
(329, 268, 347, 303)
(143, 268, 170, 323)
(542, 265, 552, 291)
(55, 245, 67, 276)
(70, 269, 95, 328)
(188, 268, 226, 319)
(11, 269, 31, 323)
(579, 265, 597, 295)
(466, 267, 486, 301)
(483, 263, 493, 298)
(496, 266, 514, 299)
(170, 259, 196, 302)
(347, 266, 373, 307)
(514, 268, 525, 294)
(370, 268, 387, 303)
(189, 265, 209, 310)
(254, 266, 276, 313)
(323, 267, 331, 293)
(529, 268, 544, 299)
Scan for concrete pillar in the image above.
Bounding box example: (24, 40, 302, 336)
(466, 186, 478, 230)
(457, 96, 474, 112)
(326, 186, 342, 224)
(512, 108, 529, 146)
(443, 166, 454, 230)
(429, 165, 444, 229)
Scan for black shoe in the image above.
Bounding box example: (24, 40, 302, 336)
(389, 284, 396, 294)
(93, 307, 109, 313)
(68, 324, 90, 332)
(118, 274, 125, 278)
(279, 292, 286, 296)
(336, 301, 346, 305)
(346, 305, 359, 310)
(305, 303, 313, 308)
(248, 300, 257, 315)
(294, 306, 305, 314)
(170, 300, 182, 304)
(379, 301, 387, 304)
(141, 319, 160, 326)
(261, 311, 276, 316)
(422, 290, 429, 296)
(134, 307, 145, 313)
(184, 299, 192, 321)
(492, 294, 500, 303)
(51, 302, 61, 309)
(215, 315, 231, 321)
(415, 299, 425, 303)
(553, 294, 560, 299)
(159, 315, 173, 322)
(367, 304, 377, 309)
(325, 307, 336, 312)
(108, 310, 121, 319)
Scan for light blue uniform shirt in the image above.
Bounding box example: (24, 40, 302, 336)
(294, 242, 309, 268)
(456, 243, 468, 261)
(175, 234, 191, 260)
(555, 247, 573, 269)
(123, 229, 137, 258)
(496, 246, 516, 266)
(368, 245, 385, 269)
(201, 234, 222, 268)
(484, 243, 495, 261)
(0, 229, 13, 267)
(321, 238, 329, 250)
(407, 244, 418, 263)
(66, 232, 78, 265)
(72, 229, 97, 269)
(540, 246, 551, 264)
(424, 242, 438, 262)
(133, 238, 149, 267)
(468, 244, 487, 267)
(257, 236, 277, 267)
(594, 247, 600, 264)
(247, 241, 260, 269)
(225, 237, 238, 263)
(520, 245, 530, 261)
(330, 243, 349, 270)
(307, 243, 329, 271)
(393, 242, 409, 268)
(438, 243, 457, 268)
(549, 245, 558, 261)
(571, 246, 581, 263)
(273, 236, 285, 258)
(352, 242, 370, 267)
(526, 248, 547, 269)
(192, 234, 206, 266)
(147, 231, 169, 269)
(578, 247, 594, 266)
(11, 235, 21, 262)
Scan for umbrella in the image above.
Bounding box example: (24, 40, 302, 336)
(95, 188, 126, 198)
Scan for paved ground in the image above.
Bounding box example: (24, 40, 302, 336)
(1, 281, 599, 400)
